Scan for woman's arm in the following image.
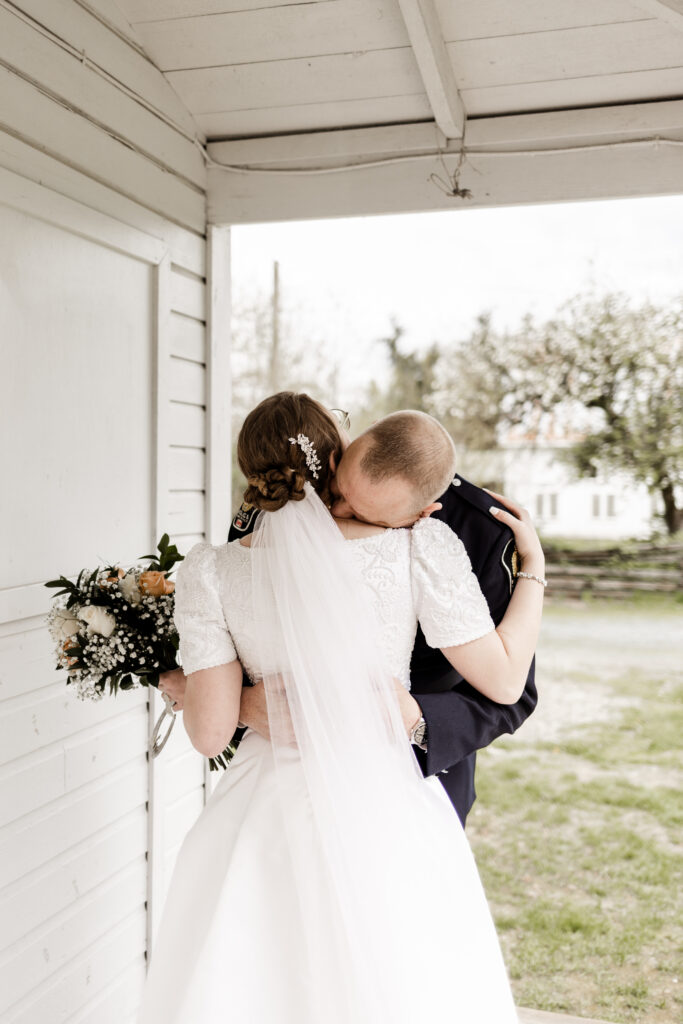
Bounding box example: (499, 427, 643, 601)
(182, 659, 244, 757)
(440, 492, 545, 705)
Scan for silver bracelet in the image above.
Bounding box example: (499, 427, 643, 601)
(516, 570, 548, 588)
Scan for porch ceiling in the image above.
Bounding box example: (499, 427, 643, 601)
(116, 0, 683, 139)
(113, 0, 683, 223)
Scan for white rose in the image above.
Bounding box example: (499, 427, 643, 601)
(50, 607, 82, 642)
(119, 571, 142, 606)
(79, 605, 116, 637)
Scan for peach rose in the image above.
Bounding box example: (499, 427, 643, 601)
(139, 571, 175, 596)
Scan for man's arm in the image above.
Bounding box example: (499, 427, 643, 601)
(415, 659, 537, 777)
(412, 478, 539, 775)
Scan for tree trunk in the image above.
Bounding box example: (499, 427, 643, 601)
(660, 481, 683, 535)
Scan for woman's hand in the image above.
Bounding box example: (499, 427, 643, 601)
(484, 489, 545, 573)
(159, 667, 187, 710)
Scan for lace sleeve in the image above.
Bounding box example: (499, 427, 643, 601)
(173, 542, 237, 675)
(410, 518, 495, 648)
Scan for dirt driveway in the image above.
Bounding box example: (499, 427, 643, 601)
(520, 600, 683, 749)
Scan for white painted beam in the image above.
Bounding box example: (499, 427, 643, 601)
(396, 0, 464, 139)
(209, 122, 446, 169)
(206, 99, 683, 224)
(208, 98, 683, 168)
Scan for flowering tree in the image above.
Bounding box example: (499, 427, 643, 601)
(503, 293, 683, 535)
(454, 293, 683, 535)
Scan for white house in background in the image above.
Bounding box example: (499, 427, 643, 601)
(498, 420, 657, 540)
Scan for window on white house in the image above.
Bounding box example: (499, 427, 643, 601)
(535, 494, 544, 517)
(592, 494, 601, 517)
(607, 495, 616, 517)
(549, 493, 558, 517)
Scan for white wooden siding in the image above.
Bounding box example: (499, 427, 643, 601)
(0, 4, 218, 1020)
(0, 1, 206, 231)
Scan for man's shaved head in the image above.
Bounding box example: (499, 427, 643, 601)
(330, 410, 457, 528)
(360, 411, 457, 510)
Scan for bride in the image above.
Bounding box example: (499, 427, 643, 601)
(137, 391, 545, 1024)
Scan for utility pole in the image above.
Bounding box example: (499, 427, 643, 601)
(269, 260, 280, 391)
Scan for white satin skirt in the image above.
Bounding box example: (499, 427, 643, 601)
(136, 729, 519, 1024)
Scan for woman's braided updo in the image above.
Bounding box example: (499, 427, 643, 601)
(237, 392, 343, 513)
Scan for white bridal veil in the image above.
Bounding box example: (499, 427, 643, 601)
(250, 482, 517, 1024)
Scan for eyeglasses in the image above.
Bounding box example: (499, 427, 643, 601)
(330, 408, 351, 432)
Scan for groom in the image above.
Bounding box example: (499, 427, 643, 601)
(229, 408, 537, 827)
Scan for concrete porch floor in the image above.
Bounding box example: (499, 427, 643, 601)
(519, 1009, 617, 1024)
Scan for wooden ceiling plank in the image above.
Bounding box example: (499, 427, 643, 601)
(634, 1, 683, 29)
(131, 0, 409, 73)
(396, 0, 464, 138)
(165, 48, 424, 115)
(196, 64, 683, 137)
(77, 0, 145, 47)
(164, 19, 682, 123)
(196, 95, 432, 140)
(436, 0, 653, 41)
(116, 0, 324, 21)
(461, 67, 683, 118)
(446, 21, 683, 91)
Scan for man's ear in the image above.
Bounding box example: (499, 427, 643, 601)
(329, 450, 338, 474)
(418, 502, 442, 519)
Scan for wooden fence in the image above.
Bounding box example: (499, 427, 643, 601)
(542, 543, 683, 600)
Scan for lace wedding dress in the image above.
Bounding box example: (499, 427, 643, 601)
(136, 517, 519, 1024)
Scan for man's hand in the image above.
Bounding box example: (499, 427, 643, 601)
(239, 680, 272, 740)
(242, 679, 421, 743)
(159, 670, 421, 742)
(393, 678, 423, 735)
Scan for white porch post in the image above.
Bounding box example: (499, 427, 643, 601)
(146, 252, 173, 957)
(203, 224, 233, 801)
(206, 225, 232, 547)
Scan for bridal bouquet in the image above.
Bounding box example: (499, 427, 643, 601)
(44, 534, 235, 770)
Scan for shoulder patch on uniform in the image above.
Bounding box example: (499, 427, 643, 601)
(231, 500, 258, 533)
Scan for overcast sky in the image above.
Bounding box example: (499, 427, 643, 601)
(231, 194, 683, 402)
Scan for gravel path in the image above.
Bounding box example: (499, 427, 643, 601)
(503, 602, 683, 776)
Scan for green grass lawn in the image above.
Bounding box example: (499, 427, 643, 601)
(466, 600, 683, 1023)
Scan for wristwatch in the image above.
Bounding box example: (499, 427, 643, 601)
(409, 715, 428, 752)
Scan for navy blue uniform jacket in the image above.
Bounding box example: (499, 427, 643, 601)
(227, 474, 538, 826)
